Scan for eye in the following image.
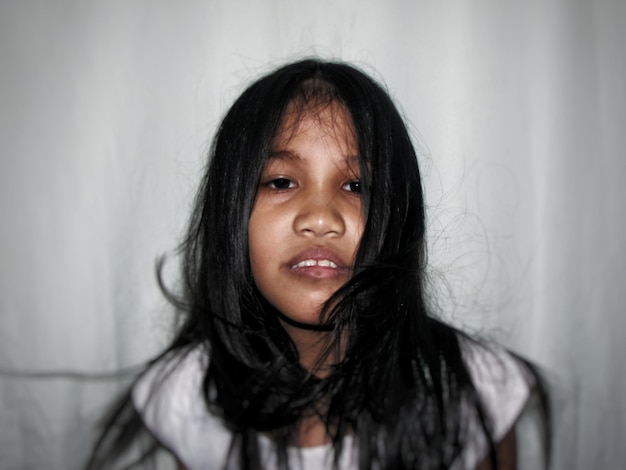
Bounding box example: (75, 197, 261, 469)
(266, 177, 296, 190)
(342, 180, 362, 194)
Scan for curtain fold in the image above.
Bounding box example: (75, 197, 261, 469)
(1, 1, 624, 468)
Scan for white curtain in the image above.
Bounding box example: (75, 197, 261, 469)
(1, 1, 624, 468)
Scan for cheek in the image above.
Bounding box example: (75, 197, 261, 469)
(348, 210, 365, 257)
(247, 215, 264, 281)
(248, 245, 268, 287)
(247, 208, 277, 289)
(248, 232, 284, 314)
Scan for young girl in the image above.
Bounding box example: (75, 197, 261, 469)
(89, 59, 547, 469)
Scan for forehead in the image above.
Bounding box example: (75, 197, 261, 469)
(272, 101, 357, 151)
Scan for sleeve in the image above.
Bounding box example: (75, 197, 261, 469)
(457, 339, 535, 468)
(131, 346, 233, 469)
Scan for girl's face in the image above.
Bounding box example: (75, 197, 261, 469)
(248, 102, 364, 330)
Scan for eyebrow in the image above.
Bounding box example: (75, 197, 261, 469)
(268, 150, 360, 166)
(268, 150, 302, 161)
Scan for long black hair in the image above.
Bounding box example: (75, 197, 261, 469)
(88, 59, 545, 469)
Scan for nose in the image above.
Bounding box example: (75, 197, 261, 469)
(293, 192, 345, 238)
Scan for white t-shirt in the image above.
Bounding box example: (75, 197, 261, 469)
(132, 340, 533, 469)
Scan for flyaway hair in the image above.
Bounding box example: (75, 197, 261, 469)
(88, 59, 548, 469)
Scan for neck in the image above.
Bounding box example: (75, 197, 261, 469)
(274, 309, 335, 331)
(279, 321, 340, 376)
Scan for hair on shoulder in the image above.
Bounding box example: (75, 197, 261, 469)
(88, 59, 544, 470)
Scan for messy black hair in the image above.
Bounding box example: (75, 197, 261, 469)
(88, 59, 547, 469)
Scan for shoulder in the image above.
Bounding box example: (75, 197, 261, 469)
(459, 336, 535, 439)
(457, 336, 536, 467)
(132, 345, 233, 468)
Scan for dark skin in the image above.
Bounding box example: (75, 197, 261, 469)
(476, 427, 517, 470)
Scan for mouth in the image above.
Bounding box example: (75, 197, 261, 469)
(291, 259, 338, 269)
(287, 247, 348, 279)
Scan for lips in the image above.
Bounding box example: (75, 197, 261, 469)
(287, 247, 348, 279)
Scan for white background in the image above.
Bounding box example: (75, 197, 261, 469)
(1, 1, 624, 468)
